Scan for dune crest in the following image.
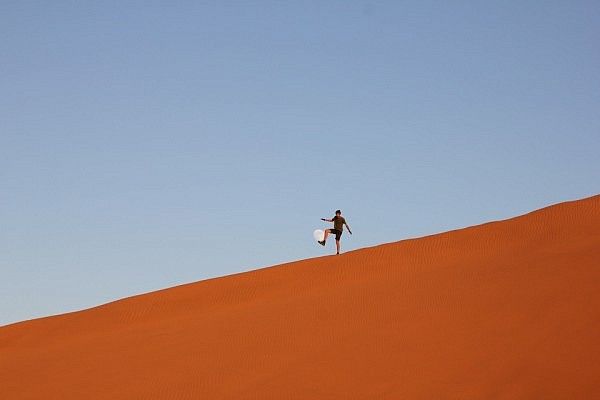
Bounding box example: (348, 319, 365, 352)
(2, 195, 600, 399)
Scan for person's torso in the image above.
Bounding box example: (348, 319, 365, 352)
(333, 216, 345, 231)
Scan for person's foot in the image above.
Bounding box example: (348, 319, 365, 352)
(336, 252, 340, 255)
(318, 240, 326, 246)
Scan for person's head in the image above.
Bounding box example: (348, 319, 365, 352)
(335, 209, 341, 216)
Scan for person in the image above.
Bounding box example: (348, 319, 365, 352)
(319, 209, 352, 255)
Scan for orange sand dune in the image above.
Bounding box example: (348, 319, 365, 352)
(2, 195, 600, 399)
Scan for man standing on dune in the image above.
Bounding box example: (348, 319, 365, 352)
(319, 209, 352, 255)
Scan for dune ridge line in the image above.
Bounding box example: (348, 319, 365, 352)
(1, 194, 599, 399)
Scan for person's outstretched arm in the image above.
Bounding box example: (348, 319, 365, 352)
(321, 218, 333, 222)
(345, 222, 352, 234)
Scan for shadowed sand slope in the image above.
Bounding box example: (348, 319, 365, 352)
(2, 195, 600, 399)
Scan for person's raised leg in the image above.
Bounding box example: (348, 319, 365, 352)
(319, 229, 329, 246)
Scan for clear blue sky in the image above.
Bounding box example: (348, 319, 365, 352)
(2, 1, 599, 326)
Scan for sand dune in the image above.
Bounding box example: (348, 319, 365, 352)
(2, 195, 600, 399)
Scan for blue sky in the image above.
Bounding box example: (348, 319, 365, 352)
(2, 1, 599, 326)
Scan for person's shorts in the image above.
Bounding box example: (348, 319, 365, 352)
(327, 229, 343, 241)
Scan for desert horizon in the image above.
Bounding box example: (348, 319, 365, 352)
(2, 194, 599, 399)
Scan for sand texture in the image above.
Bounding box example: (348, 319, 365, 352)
(2, 195, 599, 399)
